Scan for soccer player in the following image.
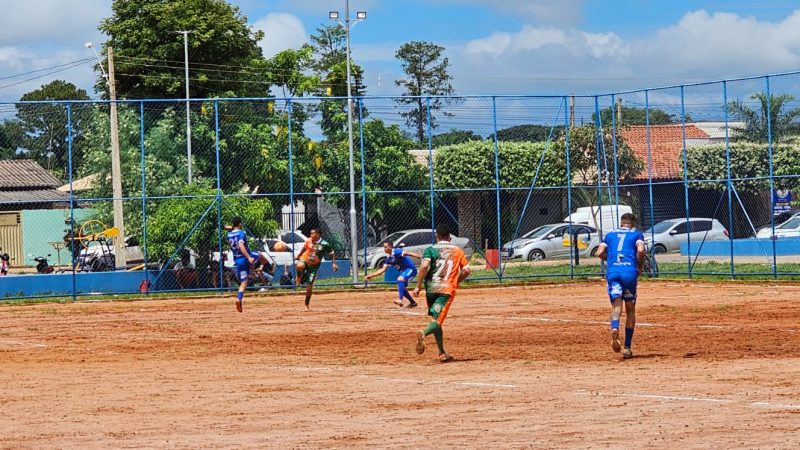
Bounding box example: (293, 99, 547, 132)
(227, 217, 270, 313)
(364, 242, 420, 308)
(595, 212, 646, 359)
(295, 228, 338, 311)
(413, 224, 471, 363)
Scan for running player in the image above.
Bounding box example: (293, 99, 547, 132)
(227, 217, 270, 313)
(413, 224, 471, 362)
(595, 212, 646, 359)
(364, 242, 420, 308)
(295, 228, 338, 311)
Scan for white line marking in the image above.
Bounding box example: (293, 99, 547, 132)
(575, 390, 800, 410)
(477, 315, 659, 327)
(0, 340, 47, 349)
(364, 375, 516, 389)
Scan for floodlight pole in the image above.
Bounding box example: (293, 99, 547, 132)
(330, 1, 366, 283)
(106, 47, 127, 268)
(177, 31, 193, 184)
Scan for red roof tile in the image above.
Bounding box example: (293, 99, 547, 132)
(620, 124, 709, 180)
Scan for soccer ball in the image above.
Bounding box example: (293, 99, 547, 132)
(273, 241, 288, 252)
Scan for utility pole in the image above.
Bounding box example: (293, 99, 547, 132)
(176, 31, 193, 183)
(107, 47, 127, 268)
(569, 95, 576, 128)
(616, 97, 623, 125)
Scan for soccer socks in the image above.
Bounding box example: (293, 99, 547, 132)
(611, 319, 620, 331)
(423, 321, 445, 354)
(237, 291, 244, 302)
(403, 290, 416, 303)
(624, 327, 634, 348)
(397, 281, 406, 302)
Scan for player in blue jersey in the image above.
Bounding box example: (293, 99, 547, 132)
(364, 242, 421, 308)
(596, 213, 646, 359)
(226, 217, 270, 313)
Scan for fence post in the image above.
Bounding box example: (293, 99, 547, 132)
(680, 86, 692, 278)
(287, 99, 296, 286)
(610, 94, 620, 218)
(722, 81, 735, 278)
(426, 96, 435, 243)
(645, 91, 656, 262)
(358, 98, 368, 276)
(766, 76, 778, 279)
(564, 96, 574, 279)
(593, 96, 605, 241)
(67, 102, 76, 302)
(214, 100, 224, 294)
(491, 96, 502, 282)
(140, 101, 149, 293)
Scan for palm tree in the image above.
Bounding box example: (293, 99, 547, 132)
(728, 92, 800, 143)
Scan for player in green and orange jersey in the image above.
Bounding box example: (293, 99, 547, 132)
(412, 223, 471, 362)
(295, 228, 338, 312)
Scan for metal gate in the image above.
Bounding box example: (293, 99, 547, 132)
(0, 212, 22, 267)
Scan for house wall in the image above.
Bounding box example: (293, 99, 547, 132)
(22, 209, 95, 267)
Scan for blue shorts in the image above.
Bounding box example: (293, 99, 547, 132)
(606, 270, 638, 303)
(398, 267, 417, 282)
(234, 251, 261, 282)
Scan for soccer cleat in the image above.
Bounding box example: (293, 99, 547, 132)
(393, 299, 404, 307)
(611, 328, 621, 353)
(622, 347, 633, 359)
(415, 330, 425, 355)
(235, 299, 243, 313)
(439, 353, 454, 363)
(405, 302, 418, 309)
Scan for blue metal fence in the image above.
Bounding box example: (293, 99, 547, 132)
(2, 70, 800, 300)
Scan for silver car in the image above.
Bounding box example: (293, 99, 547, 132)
(359, 229, 472, 268)
(501, 223, 600, 261)
(644, 218, 729, 253)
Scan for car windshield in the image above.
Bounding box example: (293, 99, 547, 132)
(646, 221, 678, 234)
(375, 232, 405, 246)
(778, 217, 800, 230)
(521, 225, 555, 239)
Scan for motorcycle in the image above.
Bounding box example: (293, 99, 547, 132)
(33, 255, 55, 274)
(0, 248, 10, 275)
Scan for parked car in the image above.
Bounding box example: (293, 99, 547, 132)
(501, 223, 600, 261)
(264, 229, 308, 266)
(564, 205, 633, 232)
(756, 214, 800, 239)
(644, 218, 729, 253)
(358, 229, 472, 268)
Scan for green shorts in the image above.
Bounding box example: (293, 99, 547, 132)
(426, 293, 454, 324)
(301, 264, 320, 284)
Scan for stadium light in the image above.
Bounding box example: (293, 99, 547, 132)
(84, 42, 108, 83)
(329, 0, 366, 284)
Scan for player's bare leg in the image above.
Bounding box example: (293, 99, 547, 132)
(295, 261, 306, 286)
(303, 283, 314, 312)
(622, 300, 636, 358)
(609, 297, 623, 353)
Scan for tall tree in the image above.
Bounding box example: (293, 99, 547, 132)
(594, 106, 677, 126)
(15, 80, 90, 178)
(309, 25, 367, 142)
(99, 0, 265, 98)
(394, 41, 454, 145)
(728, 92, 800, 143)
(0, 120, 24, 160)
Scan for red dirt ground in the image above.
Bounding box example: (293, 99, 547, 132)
(1, 280, 799, 449)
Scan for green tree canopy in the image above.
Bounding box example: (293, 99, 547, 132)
(395, 41, 454, 145)
(432, 129, 482, 147)
(593, 105, 678, 126)
(728, 92, 800, 143)
(490, 124, 551, 142)
(99, 0, 265, 98)
(15, 80, 90, 178)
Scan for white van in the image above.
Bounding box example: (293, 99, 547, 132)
(564, 205, 633, 232)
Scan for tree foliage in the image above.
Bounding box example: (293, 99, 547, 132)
(394, 41, 454, 145)
(683, 142, 800, 192)
(15, 80, 90, 177)
(432, 129, 482, 147)
(594, 106, 678, 126)
(490, 124, 551, 142)
(552, 125, 644, 187)
(99, 0, 265, 98)
(728, 92, 800, 143)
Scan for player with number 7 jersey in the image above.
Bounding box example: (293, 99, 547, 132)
(413, 224, 471, 363)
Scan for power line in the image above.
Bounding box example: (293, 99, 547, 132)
(0, 58, 94, 82)
(0, 60, 94, 92)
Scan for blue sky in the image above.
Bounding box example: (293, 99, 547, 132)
(2, 0, 800, 102)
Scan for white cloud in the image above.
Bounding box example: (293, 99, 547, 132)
(0, 0, 107, 47)
(253, 13, 308, 58)
(454, 9, 800, 94)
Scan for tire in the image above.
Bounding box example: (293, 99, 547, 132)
(589, 247, 598, 257)
(653, 244, 667, 254)
(527, 249, 545, 261)
(374, 257, 386, 269)
(643, 255, 659, 278)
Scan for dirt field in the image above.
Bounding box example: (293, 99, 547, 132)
(1, 280, 799, 449)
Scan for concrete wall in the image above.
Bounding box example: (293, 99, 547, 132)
(21, 209, 95, 267)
